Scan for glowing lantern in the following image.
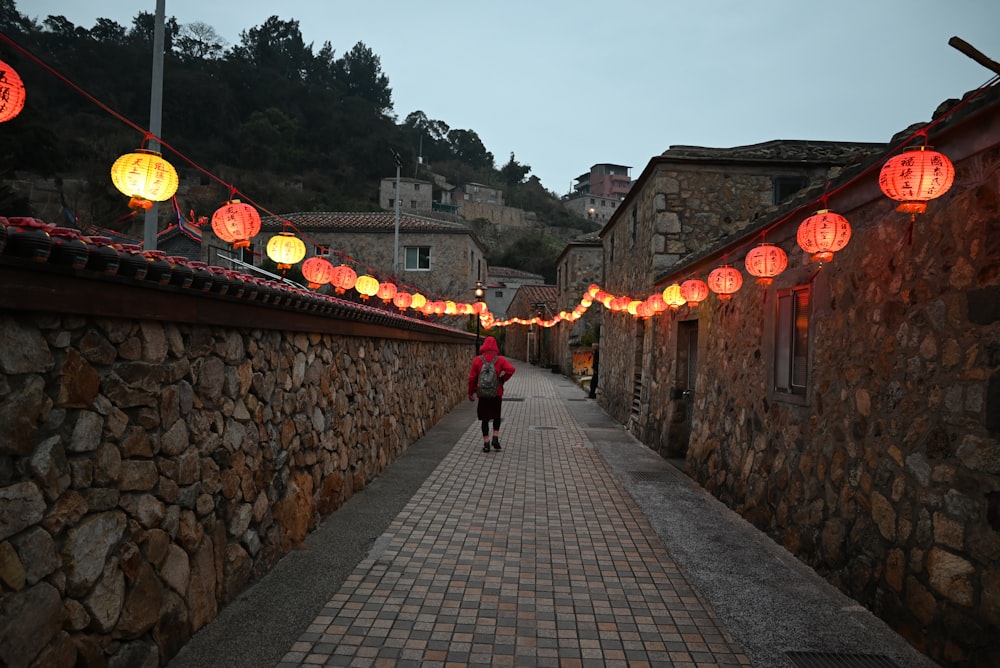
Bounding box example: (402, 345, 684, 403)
(301, 256, 334, 289)
(0, 60, 26, 123)
(328, 264, 357, 293)
(444, 301, 458, 315)
(110, 149, 179, 210)
(626, 300, 642, 316)
(797, 209, 852, 263)
(266, 232, 306, 270)
(392, 291, 413, 311)
(355, 274, 379, 300)
(744, 243, 788, 286)
(420, 301, 435, 316)
(708, 265, 743, 301)
(879, 146, 955, 214)
(662, 283, 685, 310)
(410, 293, 427, 310)
(377, 281, 398, 303)
(472, 301, 488, 315)
(211, 200, 261, 249)
(635, 301, 654, 319)
(680, 279, 709, 307)
(645, 293, 668, 313)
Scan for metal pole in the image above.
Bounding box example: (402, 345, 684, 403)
(392, 151, 401, 275)
(144, 0, 166, 250)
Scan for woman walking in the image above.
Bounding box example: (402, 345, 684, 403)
(468, 336, 516, 452)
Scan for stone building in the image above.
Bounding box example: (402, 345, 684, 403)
(597, 83, 1000, 668)
(378, 177, 435, 212)
(484, 266, 546, 320)
(562, 193, 622, 224)
(502, 284, 558, 366)
(597, 139, 884, 428)
(552, 237, 603, 375)
(203, 212, 489, 302)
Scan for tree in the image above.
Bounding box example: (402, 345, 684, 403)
(127, 12, 179, 51)
(500, 152, 531, 186)
(90, 18, 127, 43)
(231, 16, 311, 81)
(176, 21, 226, 61)
(447, 129, 494, 170)
(334, 41, 392, 115)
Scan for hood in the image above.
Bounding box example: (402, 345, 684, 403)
(479, 336, 499, 355)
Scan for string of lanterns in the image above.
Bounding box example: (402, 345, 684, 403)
(0, 36, 968, 331)
(489, 145, 957, 329)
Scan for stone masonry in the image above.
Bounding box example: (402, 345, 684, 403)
(0, 307, 468, 667)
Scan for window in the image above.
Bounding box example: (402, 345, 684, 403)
(410, 200, 417, 208)
(774, 285, 811, 397)
(414, 183, 421, 191)
(405, 246, 431, 270)
(388, 198, 395, 208)
(495, 290, 503, 298)
(631, 206, 638, 247)
(774, 176, 808, 204)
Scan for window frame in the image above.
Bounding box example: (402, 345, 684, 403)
(770, 283, 812, 405)
(404, 246, 431, 271)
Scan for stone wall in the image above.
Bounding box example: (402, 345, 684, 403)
(632, 115, 1000, 665)
(0, 264, 470, 667)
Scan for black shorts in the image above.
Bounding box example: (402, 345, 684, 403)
(477, 397, 502, 420)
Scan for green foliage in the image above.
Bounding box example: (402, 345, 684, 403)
(4, 1, 598, 276)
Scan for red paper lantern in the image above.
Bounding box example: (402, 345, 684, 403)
(708, 265, 743, 301)
(744, 243, 788, 286)
(661, 283, 685, 310)
(354, 274, 379, 300)
(301, 256, 335, 289)
(645, 293, 668, 313)
(392, 291, 413, 311)
(377, 281, 398, 303)
(0, 60, 26, 123)
(211, 200, 261, 249)
(329, 264, 358, 294)
(797, 209, 852, 263)
(680, 279, 709, 307)
(410, 293, 427, 310)
(879, 146, 955, 214)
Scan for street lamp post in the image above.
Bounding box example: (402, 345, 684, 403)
(474, 280, 485, 351)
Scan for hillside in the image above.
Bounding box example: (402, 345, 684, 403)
(0, 3, 600, 281)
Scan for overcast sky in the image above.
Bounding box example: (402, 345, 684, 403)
(19, 0, 1000, 195)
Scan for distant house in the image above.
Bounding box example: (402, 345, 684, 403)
(573, 163, 632, 199)
(379, 177, 458, 215)
(503, 284, 558, 366)
(203, 211, 488, 301)
(454, 182, 504, 207)
(379, 177, 434, 212)
(552, 236, 603, 374)
(485, 266, 546, 320)
(562, 192, 621, 224)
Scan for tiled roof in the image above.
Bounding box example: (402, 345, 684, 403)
(261, 212, 471, 234)
(488, 266, 545, 281)
(515, 284, 559, 313)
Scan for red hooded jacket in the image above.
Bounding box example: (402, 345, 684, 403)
(468, 336, 516, 398)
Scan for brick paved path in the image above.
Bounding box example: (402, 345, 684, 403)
(278, 368, 751, 667)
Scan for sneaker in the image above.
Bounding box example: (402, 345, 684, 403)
(491, 436, 501, 450)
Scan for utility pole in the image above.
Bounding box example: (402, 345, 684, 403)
(392, 149, 401, 276)
(143, 0, 166, 250)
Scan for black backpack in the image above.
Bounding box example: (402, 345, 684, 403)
(477, 355, 500, 398)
